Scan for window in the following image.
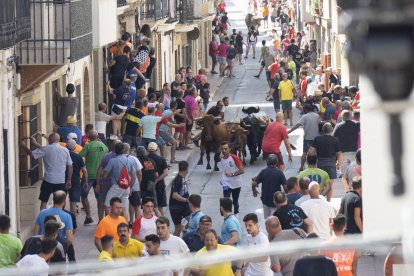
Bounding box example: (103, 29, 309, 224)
(18, 104, 41, 187)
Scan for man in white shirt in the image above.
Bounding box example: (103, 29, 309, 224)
(132, 197, 158, 242)
(95, 103, 124, 144)
(139, 106, 174, 148)
(301, 182, 336, 240)
(156, 217, 190, 275)
(17, 238, 57, 276)
(242, 213, 273, 276)
(219, 142, 245, 214)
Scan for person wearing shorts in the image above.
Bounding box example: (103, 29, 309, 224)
(279, 72, 297, 126)
(39, 181, 66, 204)
(102, 143, 137, 217)
(169, 161, 191, 236)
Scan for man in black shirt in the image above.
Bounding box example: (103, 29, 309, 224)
(333, 110, 360, 175)
(252, 154, 286, 218)
(207, 100, 225, 120)
(147, 142, 169, 216)
(21, 218, 70, 263)
(66, 140, 87, 215)
(123, 101, 145, 148)
(287, 39, 300, 56)
(136, 146, 159, 216)
(273, 191, 313, 233)
(169, 161, 191, 236)
(309, 123, 342, 202)
(339, 176, 363, 234)
(109, 46, 131, 89)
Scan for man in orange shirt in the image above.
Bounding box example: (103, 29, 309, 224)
(94, 197, 127, 252)
(323, 214, 360, 276)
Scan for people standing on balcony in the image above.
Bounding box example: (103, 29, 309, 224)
(144, 47, 156, 81)
(108, 79, 131, 140)
(220, 12, 230, 31)
(109, 33, 130, 58)
(209, 36, 219, 74)
(217, 0, 226, 14)
(109, 45, 130, 89)
(95, 103, 124, 146)
(55, 83, 79, 127)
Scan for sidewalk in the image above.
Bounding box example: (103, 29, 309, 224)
(73, 73, 224, 260)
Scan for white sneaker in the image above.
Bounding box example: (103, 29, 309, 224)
(109, 134, 117, 140)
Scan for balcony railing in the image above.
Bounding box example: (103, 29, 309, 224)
(0, 0, 31, 50)
(117, 0, 127, 8)
(140, 0, 169, 21)
(17, 0, 93, 65)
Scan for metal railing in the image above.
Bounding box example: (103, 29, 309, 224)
(17, 0, 92, 65)
(0, 233, 404, 275)
(0, 0, 31, 49)
(140, 0, 169, 21)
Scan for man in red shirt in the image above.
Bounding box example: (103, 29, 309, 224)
(261, 112, 293, 171)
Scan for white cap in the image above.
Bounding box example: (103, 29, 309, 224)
(148, 142, 158, 152)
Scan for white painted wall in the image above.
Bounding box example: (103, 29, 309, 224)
(361, 75, 414, 237)
(0, 48, 19, 234)
(92, 0, 117, 48)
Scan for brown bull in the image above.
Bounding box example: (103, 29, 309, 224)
(229, 124, 248, 165)
(197, 115, 230, 171)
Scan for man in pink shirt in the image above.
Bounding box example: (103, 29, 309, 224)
(217, 37, 230, 76)
(209, 36, 219, 74)
(261, 112, 293, 171)
(183, 88, 198, 148)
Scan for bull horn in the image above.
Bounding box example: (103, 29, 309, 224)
(257, 105, 260, 112)
(242, 106, 246, 112)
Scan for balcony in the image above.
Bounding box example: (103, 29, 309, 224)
(191, 0, 214, 19)
(140, 0, 169, 21)
(0, 0, 31, 50)
(17, 0, 93, 65)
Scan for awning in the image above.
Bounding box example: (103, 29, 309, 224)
(20, 65, 62, 94)
(155, 21, 179, 33)
(175, 24, 200, 40)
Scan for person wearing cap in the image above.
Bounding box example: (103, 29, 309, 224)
(55, 83, 79, 127)
(21, 219, 68, 263)
(20, 133, 73, 210)
(80, 131, 108, 225)
(34, 191, 74, 244)
(147, 142, 169, 216)
(56, 116, 82, 145)
(66, 140, 88, 215)
(57, 132, 83, 154)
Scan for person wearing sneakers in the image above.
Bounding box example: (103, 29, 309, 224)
(80, 131, 108, 225)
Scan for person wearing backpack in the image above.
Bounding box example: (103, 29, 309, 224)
(102, 143, 137, 219)
(245, 26, 259, 59)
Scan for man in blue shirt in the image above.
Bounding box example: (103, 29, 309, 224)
(182, 215, 223, 252)
(56, 116, 82, 144)
(220, 198, 242, 246)
(34, 191, 74, 244)
(187, 194, 204, 233)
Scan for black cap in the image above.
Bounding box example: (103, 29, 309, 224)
(66, 83, 75, 93)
